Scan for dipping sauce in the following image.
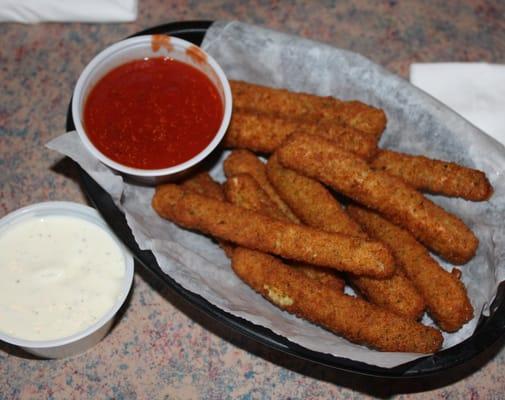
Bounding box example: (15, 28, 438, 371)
(83, 57, 224, 169)
(0, 216, 125, 341)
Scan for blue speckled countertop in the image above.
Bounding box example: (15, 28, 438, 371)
(1, 1, 505, 398)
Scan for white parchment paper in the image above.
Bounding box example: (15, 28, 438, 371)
(48, 21, 505, 368)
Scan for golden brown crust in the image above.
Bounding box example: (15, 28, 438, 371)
(223, 173, 287, 221)
(152, 184, 395, 277)
(328, 100, 387, 139)
(223, 109, 377, 160)
(266, 153, 366, 237)
(315, 119, 379, 160)
(231, 80, 343, 117)
(294, 264, 345, 292)
(224, 110, 297, 153)
(277, 133, 479, 265)
(349, 274, 425, 320)
(370, 150, 493, 201)
(347, 205, 473, 332)
(223, 149, 300, 223)
(180, 172, 234, 258)
(230, 80, 386, 138)
(231, 248, 442, 353)
(266, 153, 425, 319)
(180, 171, 225, 201)
(224, 172, 345, 291)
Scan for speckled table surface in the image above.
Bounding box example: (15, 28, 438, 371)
(1, 1, 505, 398)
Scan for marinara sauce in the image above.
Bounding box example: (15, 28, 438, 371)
(83, 57, 223, 169)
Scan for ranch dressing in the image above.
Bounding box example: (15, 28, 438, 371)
(0, 215, 125, 341)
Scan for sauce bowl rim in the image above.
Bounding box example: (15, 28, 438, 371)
(71, 34, 233, 178)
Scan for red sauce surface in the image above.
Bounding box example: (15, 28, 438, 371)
(83, 57, 223, 169)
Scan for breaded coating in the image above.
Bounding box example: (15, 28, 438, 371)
(152, 184, 395, 278)
(350, 273, 425, 320)
(180, 171, 225, 201)
(231, 248, 442, 353)
(230, 80, 387, 138)
(223, 109, 377, 160)
(231, 80, 343, 116)
(224, 173, 288, 221)
(267, 154, 425, 319)
(293, 264, 345, 292)
(223, 149, 300, 223)
(370, 150, 493, 201)
(266, 153, 366, 237)
(224, 173, 345, 292)
(277, 133, 479, 265)
(180, 172, 234, 258)
(347, 205, 473, 332)
(328, 100, 386, 139)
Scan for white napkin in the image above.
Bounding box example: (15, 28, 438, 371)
(410, 63, 505, 145)
(0, 0, 137, 23)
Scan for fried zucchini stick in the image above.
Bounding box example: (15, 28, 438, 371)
(152, 184, 395, 277)
(223, 149, 300, 223)
(224, 173, 345, 292)
(266, 154, 365, 238)
(180, 171, 225, 201)
(223, 109, 377, 160)
(370, 150, 493, 201)
(180, 172, 235, 258)
(231, 80, 343, 115)
(230, 80, 386, 137)
(329, 100, 387, 139)
(224, 173, 288, 221)
(347, 205, 473, 332)
(277, 133, 479, 265)
(266, 154, 425, 319)
(231, 248, 442, 353)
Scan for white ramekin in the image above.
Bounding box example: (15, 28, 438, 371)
(72, 35, 232, 184)
(0, 202, 134, 359)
